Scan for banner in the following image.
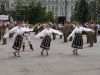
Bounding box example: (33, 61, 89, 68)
(0, 15, 9, 20)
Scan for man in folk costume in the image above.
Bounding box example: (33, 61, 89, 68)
(38, 24, 44, 32)
(33, 24, 39, 35)
(52, 23, 57, 40)
(61, 21, 73, 42)
(22, 21, 34, 51)
(1, 22, 7, 45)
(0, 21, 2, 42)
(67, 22, 94, 55)
(86, 22, 94, 47)
(91, 21, 98, 43)
(8, 22, 15, 39)
(34, 22, 63, 55)
(87, 31, 94, 47)
(58, 23, 63, 39)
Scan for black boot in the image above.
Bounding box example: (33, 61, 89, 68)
(73, 49, 76, 54)
(73, 49, 78, 55)
(29, 44, 34, 50)
(41, 51, 43, 55)
(2, 38, 7, 45)
(17, 50, 20, 57)
(75, 49, 78, 55)
(46, 50, 49, 55)
(89, 43, 93, 47)
(41, 49, 44, 55)
(22, 45, 25, 51)
(60, 35, 62, 39)
(13, 51, 17, 56)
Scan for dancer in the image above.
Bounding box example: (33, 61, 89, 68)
(3, 21, 31, 57)
(67, 22, 94, 55)
(22, 21, 34, 51)
(34, 22, 62, 55)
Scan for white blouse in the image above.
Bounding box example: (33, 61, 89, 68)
(4, 26, 27, 38)
(9, 26, 25, 35)
(34, 28, 62, 38)
(67, 26, 94, 40)
(22, 26, 30, 34)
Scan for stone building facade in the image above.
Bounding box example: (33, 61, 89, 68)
(0, 0, 95, 21)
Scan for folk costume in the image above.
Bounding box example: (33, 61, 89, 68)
(22, 24, 34, 51)
(34, 28, 62, 55)
(86, 23, 94, 47)
(67, 26, 94, 55)
(0, 22, 7, 45)
(3, 26, 30, 57)
(90, 23, 98, 43)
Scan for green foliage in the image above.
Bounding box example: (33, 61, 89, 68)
(71, 0, 79, 21)
(96, 0, 100, 21)
(72, 0, 90, 24)
(9, 2, 54, 24)
(97, 19, 100, 24)
(44, 11, 54, 22)
(89, 1, 97, 21)
(27, 2, 46, 24)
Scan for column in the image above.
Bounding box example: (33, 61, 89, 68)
(66, 0, 71, 21)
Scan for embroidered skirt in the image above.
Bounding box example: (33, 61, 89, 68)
(40, 35, 51, 50)
(12, 35, 23, 50)
(71, 33, 83, 49)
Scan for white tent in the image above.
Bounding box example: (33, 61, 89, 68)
(0, 15, 9, 20)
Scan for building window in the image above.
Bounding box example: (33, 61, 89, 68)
(55, 6, 58, 12)
(52, 5, 54, 12)
(11, 3, 14, 7)
(53, 0, 56, 1)
(48, 5, 51, 11)
(1, 2, 5, 10)
(61, 6, 64, 12)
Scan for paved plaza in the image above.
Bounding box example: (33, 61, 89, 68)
(0, 34, 100, 75)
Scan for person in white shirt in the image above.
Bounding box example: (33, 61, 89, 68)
(34, 22, 63, 55)
(22, 21, 34, 51)
(67, 22, 94, 55)
(3, 21, 30, 57)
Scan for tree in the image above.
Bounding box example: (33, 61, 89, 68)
(96, 0, 100, 22)
(9, 1, 28, 21)
(10, 2, 47, 24)
(10, 1, 54, 24)
(44, 11, 54, 22)
(71, 0, 80, 21)
(72, 0, 90, 24)
(89, 1, 97, 21)
(27, 2, 46, 24)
